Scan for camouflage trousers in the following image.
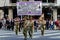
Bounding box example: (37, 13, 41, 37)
(23, 26, 33, 39)
(41, 25, 45, 36)
(14, 24, 19, 35)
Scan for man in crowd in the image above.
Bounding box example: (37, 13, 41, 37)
(0, 19, 2, 29)
(2, 18, 6, 29)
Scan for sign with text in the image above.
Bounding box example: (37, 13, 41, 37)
(17, 1, 42, 15)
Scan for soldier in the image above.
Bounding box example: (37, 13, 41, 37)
(28, 16, 34, 39)
(40, 20, 45, 36)
(39, 17, 46, 36)
(23, 16, 28, 40)
(14, 16, 20, 35)
(38, 13, 46, 36)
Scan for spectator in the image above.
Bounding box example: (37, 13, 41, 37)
(46, 19, 49, 30)
(2, 18, 6, 29)
(0, 19, 2, 29)
(49, 19, 54, 30)
(6, 18, 10, 30)
(34, 20, 37, 32)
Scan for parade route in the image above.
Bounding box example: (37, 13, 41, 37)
(0, 30, 60, 40)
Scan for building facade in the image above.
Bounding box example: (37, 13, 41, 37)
(0, 0, 41, 19)
(0, 0, 60, 21)
(42, 0, 60, 21)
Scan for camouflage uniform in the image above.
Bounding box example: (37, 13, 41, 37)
(14, 17, 20, 35)
(23, 20, 28, 39)
(28, 20, 34, 38)
(40, 20, 46, 36)
(41, 24, 45, 36)
(15, 22, 19, 35)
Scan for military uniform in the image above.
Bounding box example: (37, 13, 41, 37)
(28, 20, 34, 38)
(40, 20, 46, 36)
(15, 21, 19, 35)
(23, 20, 28, 39)
(14, 17, 20, 35)
(41, 24, 44, 36)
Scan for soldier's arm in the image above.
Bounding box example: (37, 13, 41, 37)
(32, 21, 34, 32)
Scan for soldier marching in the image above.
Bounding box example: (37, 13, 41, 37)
(14, 16, 20, 35)
(23, 16, 34, 40)
(23, 16, 28, 40)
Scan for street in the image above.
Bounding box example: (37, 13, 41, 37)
(0, 30, 60, 40)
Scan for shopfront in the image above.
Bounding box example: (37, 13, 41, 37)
(42, 7, 53, 20)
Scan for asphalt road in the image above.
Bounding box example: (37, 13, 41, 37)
(0, 29, 60, 40)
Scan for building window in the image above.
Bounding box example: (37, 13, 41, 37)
(34, 0, 41, 1)
(27, 0, 29, 1)
(10, 0, 17, 3)
(42, 0, 47, 2)
(22, 0, 29, 1)
(42, 7, 53, 20)
(57, 8, 60, 19)
(13, 6, 17, 18)
(3, 7, 8, 18)
(42, 0, 55, 3)
(48, 0, 55, 3)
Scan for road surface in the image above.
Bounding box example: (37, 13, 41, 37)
(0, 29, 60, 40)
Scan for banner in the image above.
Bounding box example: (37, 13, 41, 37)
(17, 1, 42, 15)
